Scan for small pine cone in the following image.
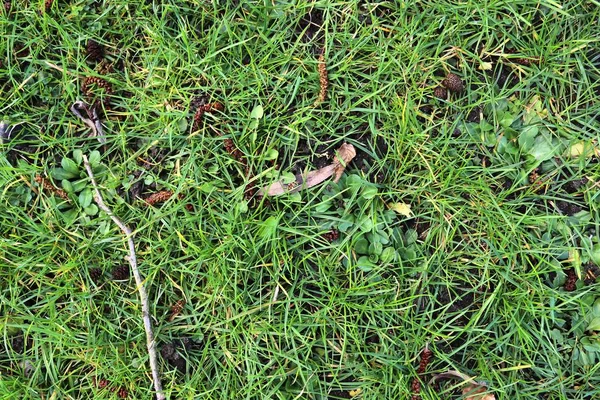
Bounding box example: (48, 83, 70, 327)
(86, 39, 105, 62)
(411, 378, 421, 393)
(117, 387, 128, 399)
(322, 229, 340, 242)
(96, 60, 113, 75)
(96, 378, 110, 389)
(89, 268, 103, 284)
(145, 190, 174, 206)
(4, 2, 11, 14)
(112, 265, 130, 281)
(44, 0, 53, 11)
(192, 102, 224, 131)
(441, 73, 464, 93)
(82, 76, 113, 97)
(223, 138, 244, 161)
(206, 102, 224, 112)
(433, 86, 447, 100)
(417, 347, 432, 373)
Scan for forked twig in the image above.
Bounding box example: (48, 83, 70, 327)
(82, 155, 165, 400)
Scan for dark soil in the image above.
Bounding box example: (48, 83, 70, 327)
(328, 389, 352, 399)
(296, 8, 324, 49)
(564, 263, 599, 291)
(160, 337, 197, 373)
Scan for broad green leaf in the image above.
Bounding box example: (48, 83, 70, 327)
(84, 204, 99, 216)
(518, 126, 538, 152)
(259, 216, 279, 238)
(355, 238, 369, 254)
(264, 149, 278, 160)
(587, 317, 600, 332)
(528, 134, 556, 161)
(357, 256, 375, 272)
(361, 186, 378, 200)
(499, 111, 516, 128)
(61, 180, 74, 193)
(358, 216, 374, 233)
(250, 104, 264, 119)
(380, 247, 396, 263)
(237, 201, 249, 214)
(338, 216, 354, 232)
(369, 242, 383, 256)
(78, 188, 93, 208)
(51, 167, 77, 180)
(88, 150, 101, 167)
(61, 157, 79, 175)
(72, 149, 83, 165)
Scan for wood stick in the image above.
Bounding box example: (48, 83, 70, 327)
(82, 155, 165, 400)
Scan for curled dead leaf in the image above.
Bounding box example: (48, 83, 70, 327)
(463, 384, 495, 400)
(259, 143, 356, 196)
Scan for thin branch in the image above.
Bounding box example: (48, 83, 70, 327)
(82, 155, 165, 400)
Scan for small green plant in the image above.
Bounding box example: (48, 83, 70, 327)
(50, 149, 105, 223)
(316, 173, 420, 272)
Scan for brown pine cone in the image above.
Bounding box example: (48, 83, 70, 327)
(82, 76, 113, 97)
(322, 229, 340, 242)
(117, 387, 128, 399)
(223, 138, 244, 162)
(89, 268, 103, 284)
(144, 190, 174, 206)
(86, 39, 104, 62)
(4, 1, 11, 14)
(442, 73, 464, 93)
(433, 86, 447, 100)
(96, 378, 109, 389)
(112, 265, 130, 281)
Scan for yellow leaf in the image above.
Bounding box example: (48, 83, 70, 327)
(390, 202, 412, 217)
(567, 141, 597, 158)
(478, 62, 493, 71)
(349, 388, 362, 397)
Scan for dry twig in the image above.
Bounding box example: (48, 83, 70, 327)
(82, 155, 165, 400)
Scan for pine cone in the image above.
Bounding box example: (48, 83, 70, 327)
(117, 387, 128, 399)
(322, 229, 340, 242)
(96, 378, 109, 389)
(433, 86, 447, 100)
(89, 268, 103, 284)
(86, 39, 104, 62)
(4, 1, 11, 14)
(442, 73, 464, 93)
(112, 265, 130, 281)
(82, 76, 113, 97)
(144, 190, 174, 206)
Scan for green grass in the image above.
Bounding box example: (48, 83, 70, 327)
(1, 0, 600, 399)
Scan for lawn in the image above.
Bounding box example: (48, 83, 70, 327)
(1, 1, 600, 399)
